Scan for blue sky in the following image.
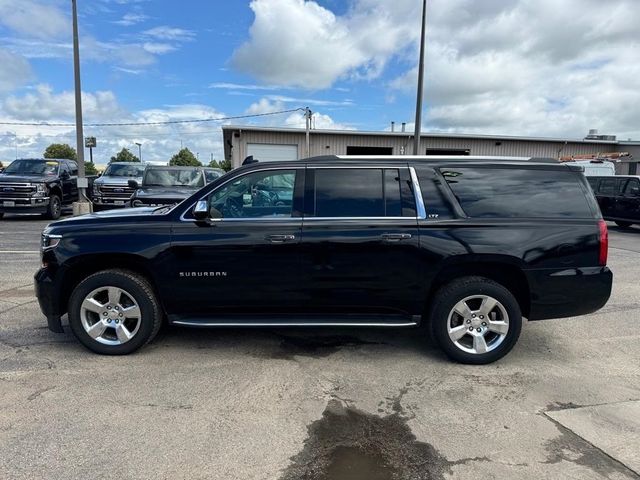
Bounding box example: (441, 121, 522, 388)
(0, 0, 639, 164)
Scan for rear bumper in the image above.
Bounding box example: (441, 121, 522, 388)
(34, 268, 64, 333)
(526, 266, 613, 320)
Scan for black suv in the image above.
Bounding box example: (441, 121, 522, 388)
(588, 175, 640, 227)
(35, 156, 612, 364)
(0, 158, 81, 219)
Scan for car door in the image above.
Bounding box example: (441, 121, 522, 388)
(298, 165, 421, 319)
(596, 178, 619, 218)
(165, 167, 305, 320)
(63, 161, 79, 202)
(617, 178, 640, 222)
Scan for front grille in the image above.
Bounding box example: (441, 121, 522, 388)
(0, 183, 36, 199)
(98, 185, 135, 199)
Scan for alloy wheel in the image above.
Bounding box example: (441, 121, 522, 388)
(446, 294, 510, 355)
(79, 286, 142, 345)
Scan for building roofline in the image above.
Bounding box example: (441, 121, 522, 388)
(221, 124, 633, 145)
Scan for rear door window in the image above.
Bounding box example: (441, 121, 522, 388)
(311, 168, 405, 217)
(441, 167, 593, 218)
(624, 179, 640, 196)
(599, 178, 622, 195)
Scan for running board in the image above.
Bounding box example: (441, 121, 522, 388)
(169, 314, 420, 328)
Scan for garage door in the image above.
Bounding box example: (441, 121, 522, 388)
(247, 143, 298, 162)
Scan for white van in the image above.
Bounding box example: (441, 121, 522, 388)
(564, 160, 615, 177)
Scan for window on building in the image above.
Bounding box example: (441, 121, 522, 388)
(345, 146, 393, 155)
(426, 148, 471, 156)
(441, 167, 593, 218)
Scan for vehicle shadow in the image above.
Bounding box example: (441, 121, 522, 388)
(147, 324, 449, 363)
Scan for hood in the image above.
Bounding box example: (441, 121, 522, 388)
(47, 206, 158, 229)
(135, 186, 198, 199)
(0, 174, 53, 183)
(94, 175, 143, 186)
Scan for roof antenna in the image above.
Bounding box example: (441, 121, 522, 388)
(242, 155, 258, 165)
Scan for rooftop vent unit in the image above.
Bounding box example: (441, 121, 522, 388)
(585, 129, 616, 141)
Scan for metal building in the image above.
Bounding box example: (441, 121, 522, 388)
(222, 125, 640, 174)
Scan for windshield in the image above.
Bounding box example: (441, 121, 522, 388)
(143, 168, 204, 188)
(104, 163, 145, 177)
(3, 160, 59, 176)
(204, 169, 223, 183)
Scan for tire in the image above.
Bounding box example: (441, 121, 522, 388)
(68, 269, 162, 355)
(429, 276, 522, 364)
(615, 221, 632, 228)
(44, 194, 61, 220)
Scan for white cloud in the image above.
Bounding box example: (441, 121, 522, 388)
(232, 0, 421, 89)
(387, 0, 640, 139)
(142, 42, 176, 54)
(3, 84, 127, 122)
(0, 0, 68, 40)
(113, 12, 149, 26)
(209, 82, 292, 91)
(143, 26, 196, 41)
(0, 49, 32, 92)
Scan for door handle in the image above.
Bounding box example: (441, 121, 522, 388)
(265, 234, 296, 243)
(381, 233, 412, 242)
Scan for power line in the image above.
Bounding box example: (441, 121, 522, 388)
(0, 108, 305, 127)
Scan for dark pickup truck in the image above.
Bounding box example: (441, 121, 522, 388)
(0, 158, 92, 220)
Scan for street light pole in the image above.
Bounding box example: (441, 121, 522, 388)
(71, 0, 91, 213)
(135, 142, 142, 162)
(412, 0, 427, 155)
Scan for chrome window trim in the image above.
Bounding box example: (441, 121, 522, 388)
(304, 216, 417, 221)
(409, 167, 427, 220)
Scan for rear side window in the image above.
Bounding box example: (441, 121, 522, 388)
(587, 177, 600, 192)
(624, 179, 640, 196)
(313, 168, 402, 217)
(441, 167, 593, 218)
(599, 178, 624, 195)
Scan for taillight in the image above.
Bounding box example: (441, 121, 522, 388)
(598, 219, 608, 266)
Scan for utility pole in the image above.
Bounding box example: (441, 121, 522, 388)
(304, 107, 312, 157)
(413, 0, 427, 155)
(71, 0, 91, 213)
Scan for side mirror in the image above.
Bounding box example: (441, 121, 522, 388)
(60, 171, 70, 179)
(193, 200, 210, 221)
(128, 179, 139, 189)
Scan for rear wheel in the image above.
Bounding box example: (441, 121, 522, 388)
(68, 269, 162, 355)
(430, 276, 522, 364)
(44, 194, 61, 220)
(615, 221, 632, 228)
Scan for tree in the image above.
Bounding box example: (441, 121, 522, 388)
(110, 147, 140, 163)
(44, 143, 76, 160)
(170, 148, 201, 167)
(208, 159, 232, 172)
(84, 162, 98, 175)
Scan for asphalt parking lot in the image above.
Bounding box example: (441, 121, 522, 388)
(0, 215, 639, 480)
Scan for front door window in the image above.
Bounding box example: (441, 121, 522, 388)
(208, 170, 296, 218)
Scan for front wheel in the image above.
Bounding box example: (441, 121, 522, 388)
(68, 270, 162, 355)
(44, 194, 61, 220)
(615, 221, 632, 228)
(430, 277, 522, 364)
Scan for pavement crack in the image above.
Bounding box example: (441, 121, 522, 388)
(542, 411, 640, 479)
(27, 386, 55, 401)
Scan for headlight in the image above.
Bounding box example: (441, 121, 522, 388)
(41, 233, 62, 251)
(31, 183, 47, 196)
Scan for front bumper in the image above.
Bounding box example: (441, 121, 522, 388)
(0, 197, 50, 214)
(527, 266, 613, 320)
(34, 267, 64, 333)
